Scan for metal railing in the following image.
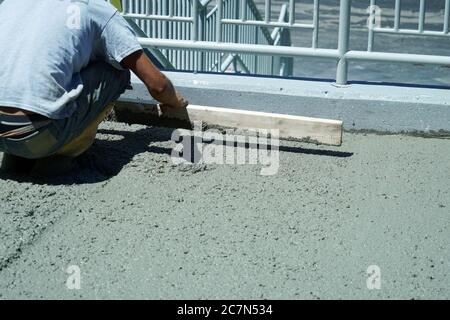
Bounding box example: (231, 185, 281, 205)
(368, 0, 450, 48)
(115, 0, 450, 85)
(118, 0, 293, 76)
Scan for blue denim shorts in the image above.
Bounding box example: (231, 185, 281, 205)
(0, 61, 130, 159)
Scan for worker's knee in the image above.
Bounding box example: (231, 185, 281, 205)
(80, 61, 131, 97)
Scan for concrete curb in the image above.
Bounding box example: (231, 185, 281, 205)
(119, 72, 450, 134)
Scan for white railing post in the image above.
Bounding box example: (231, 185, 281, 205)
(445, 0, 450, 34)
(193, 0, 200, 72)
(312, 0, 320, 49)
(216, 0, 223, 42)
(394, 0, 401, 31)
(419, 0, 425, 33)
(336, 0, 351, 85)
(192, 0, 199, 41)
(367, 0, 375, 52)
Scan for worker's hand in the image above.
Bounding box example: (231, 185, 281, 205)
(122, 51, 189, 109)
(163, 91, 189, 109)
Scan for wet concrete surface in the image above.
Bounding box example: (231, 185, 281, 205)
(0, 121, 448, 299)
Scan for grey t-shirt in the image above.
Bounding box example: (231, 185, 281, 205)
(0, 0, 142, 119)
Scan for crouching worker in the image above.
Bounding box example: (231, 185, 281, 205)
(0, 0, 187, 175)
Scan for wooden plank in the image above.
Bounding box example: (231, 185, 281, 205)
(114, 102, 343, 146)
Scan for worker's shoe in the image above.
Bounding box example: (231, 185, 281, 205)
(0, 153, 37, 174)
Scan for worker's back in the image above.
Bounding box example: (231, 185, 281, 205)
(0, 0, 139, 119)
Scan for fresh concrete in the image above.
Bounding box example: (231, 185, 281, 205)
(0, 121, 448, 299)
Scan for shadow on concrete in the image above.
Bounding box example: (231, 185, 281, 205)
(0, 125, 353, 186)
(0, 127, 172, 186)
(279, 145, 353, 158)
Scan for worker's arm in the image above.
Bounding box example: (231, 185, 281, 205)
(121, 50, 188, 108)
